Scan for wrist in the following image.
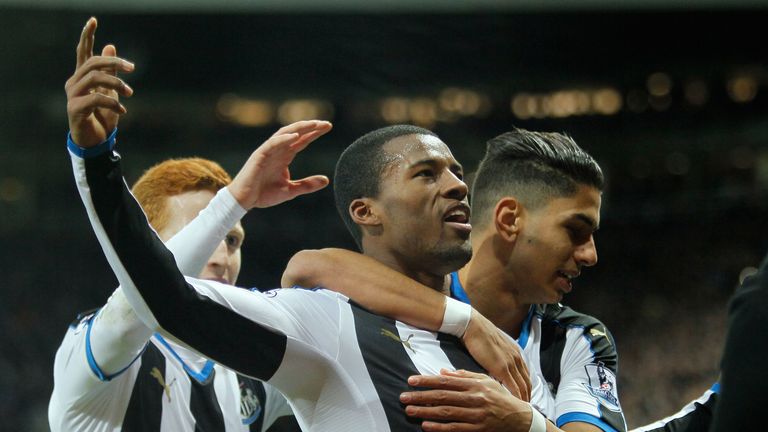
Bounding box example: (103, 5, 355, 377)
(67, 128, 118, 158)
(439, 297, 472, 337)
(528, 404, 546, 432)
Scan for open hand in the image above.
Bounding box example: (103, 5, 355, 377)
(462, 310, 531, 401)
(227, 120, 333, 209)
(401, 369, 535, 432)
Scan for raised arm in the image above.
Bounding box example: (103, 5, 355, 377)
(282, 247, 531, 400)
(69, 123, 331, 381)
(59, 17, 247, 378)
(65, 18, 333, 378)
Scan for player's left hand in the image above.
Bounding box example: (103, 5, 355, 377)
(228, 120, 332, 209)
(401, 369, 536, 432)
(462, 309, 531, 401)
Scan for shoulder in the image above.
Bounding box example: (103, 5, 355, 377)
(538, 303, 617, 362)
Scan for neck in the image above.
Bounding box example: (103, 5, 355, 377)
(363, 247, 448, 293)
(458, 235, 531, 338)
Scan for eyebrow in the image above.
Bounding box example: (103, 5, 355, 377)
(409, 158, 463, 173)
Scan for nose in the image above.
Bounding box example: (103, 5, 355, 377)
(442, 169, 468, 201)
(575, 236, 598, 267)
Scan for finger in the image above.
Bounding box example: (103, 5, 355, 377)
(408, 374, 472, 391)
(272, 120, 331, 138)
(400, 389, 483, 408)
(102, 44, 118, 76)
(287, 175, 330, 198)
(69, 92, 127, 117)
(405, 404, 484, 422)
(76, 17, 97, 69)
(442, 369, 487, 380)
(289, 127, 332, 153)
(68, 70, 133, 98)
(501, 373, 523, 400)
(71, 56, 134, 84)
(421, 421, 478, 432)
(513, 356, 532, 401)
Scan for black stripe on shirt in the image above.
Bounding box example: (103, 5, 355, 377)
(351, 303, 422, 431)
(83, 152, 286, 380)
(122, 343, 165, 431)
(539, 317, 568, 395)
(190, 367, 225, 431)
(435, 332, 484, 372)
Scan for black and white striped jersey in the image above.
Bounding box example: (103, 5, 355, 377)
(51, 158, 298, 432)
(450, 273, 628, 432)
(71, 140, 486, 431)
(51, 312, 296, 431)
(631, 384, 718, 432)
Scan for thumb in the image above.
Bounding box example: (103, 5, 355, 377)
(289, 176, 330, 197)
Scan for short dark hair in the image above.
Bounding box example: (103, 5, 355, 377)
(334, 124, 437, 249)
(471, 128, 604, 229)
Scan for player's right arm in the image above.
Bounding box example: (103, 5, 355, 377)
(64, 31, 334, 379)
(282, 247, 531, 401)
(51, 18, 253, 430)
(69, 124, 333, 378)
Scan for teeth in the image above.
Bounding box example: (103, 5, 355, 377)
(445, 208, 469, 223)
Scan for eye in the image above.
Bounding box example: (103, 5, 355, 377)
(414, 169, 435, 178)
(225, 233, 242, 249)
(566, 225, 592, 243)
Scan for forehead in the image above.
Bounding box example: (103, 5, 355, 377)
(381, 134, 457, 171)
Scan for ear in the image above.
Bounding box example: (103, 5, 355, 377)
(349, 198, 381, 227)
(494, 197, 523, 243)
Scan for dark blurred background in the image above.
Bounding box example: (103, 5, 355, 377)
(1, 1, 767, 430)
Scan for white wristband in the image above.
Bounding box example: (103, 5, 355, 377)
(528, 404, 546, 432)
(439, 297, 472, 337)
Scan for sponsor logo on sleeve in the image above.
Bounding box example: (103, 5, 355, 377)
(582, 362, 621, 412)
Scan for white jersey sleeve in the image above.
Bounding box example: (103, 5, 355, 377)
(50, 148, 247, 431)
(553, 321, 626, 432)
(70, 141, 345, 383)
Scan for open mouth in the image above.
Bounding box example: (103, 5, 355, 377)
(443, 205, 472, 232)
(556, 271, 577, 292)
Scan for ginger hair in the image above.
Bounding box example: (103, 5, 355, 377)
(131, 157, 232, 233)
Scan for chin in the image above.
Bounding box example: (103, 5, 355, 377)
(432, 243, 473, 273)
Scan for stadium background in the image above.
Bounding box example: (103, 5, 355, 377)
(1, 1, 767, 430)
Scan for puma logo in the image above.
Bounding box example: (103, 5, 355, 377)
(589, 328, 611, 345)
(381, 328, 416, 353)
(150, 367, 176, 402)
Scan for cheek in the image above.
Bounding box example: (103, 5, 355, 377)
(230, 251, 242, 280)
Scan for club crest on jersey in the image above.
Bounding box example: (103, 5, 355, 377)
(582, 362, 621, 412)
(240, 386, 263, 425)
